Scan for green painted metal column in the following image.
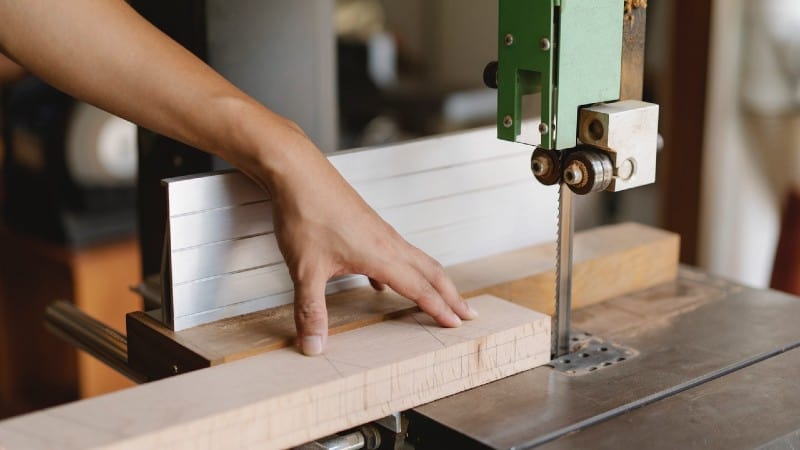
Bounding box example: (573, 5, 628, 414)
(497, 0, 623, 150)
(497, 0, 555, 147)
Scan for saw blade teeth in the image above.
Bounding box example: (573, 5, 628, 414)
(553, 183, 564, 356)
(554, 181, 574, 357)
(556, 183, 563, 301)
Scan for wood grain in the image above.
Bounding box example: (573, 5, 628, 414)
(0, 295, 550, 450)
(458, 222, 681, 315)
(127, 222, 679, 381)
(128, 287, 417, 379)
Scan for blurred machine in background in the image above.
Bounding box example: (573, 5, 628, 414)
(0, 79, 142, 418)
(2, 78, 137, 246)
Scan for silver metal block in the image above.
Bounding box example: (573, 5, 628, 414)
(579, 100, 659, 192)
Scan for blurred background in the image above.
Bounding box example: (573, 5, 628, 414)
(1, 0, 799, 418)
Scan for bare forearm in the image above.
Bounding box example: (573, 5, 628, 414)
(0, 0, 475, 355)
(0, 0, 298, 186)
(0, 53, 25, 83)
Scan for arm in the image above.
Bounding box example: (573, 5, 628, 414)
(0, 53, 25, 83)
(0, 0, 476, 355)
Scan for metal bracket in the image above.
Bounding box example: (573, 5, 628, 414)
(497, 0, 623, 150)
(578, 100, 659, 192)
(549, 332, 638, 376)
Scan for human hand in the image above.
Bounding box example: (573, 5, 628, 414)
(247, 122, 478, 356)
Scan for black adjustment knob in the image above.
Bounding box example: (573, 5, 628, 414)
(483, 61, 499, 89)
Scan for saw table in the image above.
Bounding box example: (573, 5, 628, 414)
(409, 268, 800, 449)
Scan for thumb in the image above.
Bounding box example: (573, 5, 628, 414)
(293, 274, 329, 356)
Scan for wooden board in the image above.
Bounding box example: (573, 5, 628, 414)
(457, 222, 681, 314)
(0, 295, 550, 450)
(163, 125, 558, 330)
(127, 222, 679, 380)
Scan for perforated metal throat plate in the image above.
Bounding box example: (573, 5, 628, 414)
(549, 333, 638, 376)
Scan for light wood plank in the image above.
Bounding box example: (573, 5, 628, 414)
(0, 295, 550, 450)
(456, 222, 681, 314)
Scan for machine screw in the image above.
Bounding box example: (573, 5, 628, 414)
(540, 37, 551, 51)
(503, 115, 513, 128)
(171, 364, 179, 375)
(563, 161, 586, 187)
(505, 33, 514, 46)
(539, 122, 549, 134)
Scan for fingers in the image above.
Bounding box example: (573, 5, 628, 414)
(293, 273, 329, 356)
(412, 251, 478, 321)
(375, 262, 463, 328)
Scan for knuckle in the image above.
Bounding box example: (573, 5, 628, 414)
(428, 261, 447, 284)
(412, 281, 446, 314)
(416, 280, 438, 301)
(375, 236, 395, 254)
(295, 301, 324, 322)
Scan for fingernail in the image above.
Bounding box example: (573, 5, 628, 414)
(301, 336, 324, 356)
(465, 304, 479, 320)
(450, 312, 463, 327)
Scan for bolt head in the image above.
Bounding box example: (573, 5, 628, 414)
(503, 115, 513, 128)
(504, 33, 514, 46)
(564, 162, 585, 187)
(540, 38, 551, 51)
(538, 122, 549, 134)
(532, 155, 551, 177)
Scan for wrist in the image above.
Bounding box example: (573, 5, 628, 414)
(218, 98, 320, 194)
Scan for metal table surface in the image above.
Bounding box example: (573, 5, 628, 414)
(409, 269, 800, 449)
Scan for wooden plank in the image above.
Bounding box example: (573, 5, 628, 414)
(128, 222, 679, 379)
(128, 287, 417, 379)
(0, 295, 550, 450)
(164, 125, 558, 330)
(457, 222, 681, 315)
